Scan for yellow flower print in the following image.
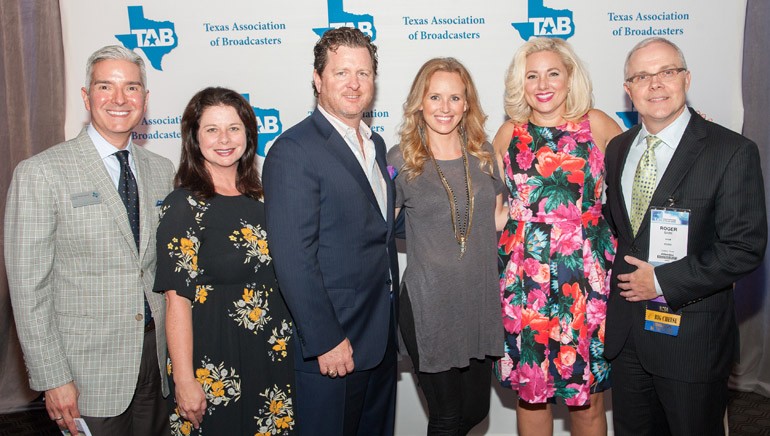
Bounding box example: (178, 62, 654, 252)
(243, 288, 254, 303)
(255, 385, 294, 433)
(180, 421, 192, 435)
(269, 399, 283, 415)
(180, 238, 195, 257)
(272, 339, 286, 352)
(276, 416, 293, 429)
(191, 358, 241, 411)
(255, 433, 271, 436)
(248, 307, 263, 322)
(231, 221, 271, 270)
(194, 285, 211, 304)
(168, 229, 202, 284)
(211, 380, 225, 397)
(169, 407, 195, 435)
(257, 239, 269, 255)
(230, 284, 271, 334)
(196, 368, 212, 385)
(268, 319, 293, 362)
(241, 227, 258, 243)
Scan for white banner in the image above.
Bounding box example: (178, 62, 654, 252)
(60, 1, 747, 434)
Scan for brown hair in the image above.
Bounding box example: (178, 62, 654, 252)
(312, 27, 378, 97)
(176, 87, 263, 199)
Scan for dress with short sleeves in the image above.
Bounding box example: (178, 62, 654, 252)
(154, 188, 295, 435)
(495, 117, 615, 406)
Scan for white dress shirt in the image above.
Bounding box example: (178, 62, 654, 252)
(87, 124, 138, 188)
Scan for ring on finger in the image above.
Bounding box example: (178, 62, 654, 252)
(54, 416, 64, 421)
(328, 369, 338, 377)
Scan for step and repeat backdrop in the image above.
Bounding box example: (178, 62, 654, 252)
(60, 1, 746, 434)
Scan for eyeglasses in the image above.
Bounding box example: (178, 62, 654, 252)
(625, 68, 687, 85)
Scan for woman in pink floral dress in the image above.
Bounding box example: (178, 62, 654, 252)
(492, 38, 621, 435)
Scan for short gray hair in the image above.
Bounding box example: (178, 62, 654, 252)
(624, 37, 687, 80)
(84, 45, 147, 92)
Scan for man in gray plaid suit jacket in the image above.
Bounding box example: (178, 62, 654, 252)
(5, 46, 174, 435)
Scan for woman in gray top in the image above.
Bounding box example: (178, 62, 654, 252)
(387, 57, 507, 435)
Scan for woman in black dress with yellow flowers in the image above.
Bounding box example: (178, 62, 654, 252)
(154, 87, 295, 435)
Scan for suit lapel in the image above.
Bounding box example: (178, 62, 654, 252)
(75, 130, 139, 259)
(374, 136, 395, 235)
(613, 125, 640, 241)
(635, 110, 707, 236)
(314, 111, 384, 220)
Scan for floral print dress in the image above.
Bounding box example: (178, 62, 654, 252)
(494, 117, 616, 406)
(154, 189, 295, 435)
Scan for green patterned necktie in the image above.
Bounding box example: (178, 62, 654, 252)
(630, 135, 662, 234)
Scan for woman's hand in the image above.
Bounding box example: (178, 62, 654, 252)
(174, 377, 207, 429)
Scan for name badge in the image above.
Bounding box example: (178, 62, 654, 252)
(71, 191, 102, 208)
(644, 207, 689, 336)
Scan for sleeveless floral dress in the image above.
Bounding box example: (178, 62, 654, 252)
(494, 117, 616, 406)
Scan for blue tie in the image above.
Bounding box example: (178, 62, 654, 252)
(115, 150, 151, 326)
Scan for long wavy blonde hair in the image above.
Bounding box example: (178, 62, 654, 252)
(397, 57, 493, 181)
(503, 37, 594, 124)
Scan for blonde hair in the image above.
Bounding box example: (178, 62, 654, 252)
(503, 37, 593, 124)
(397, 57, 493, 180)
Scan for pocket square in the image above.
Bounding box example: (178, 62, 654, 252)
(387, 165, 398, 180)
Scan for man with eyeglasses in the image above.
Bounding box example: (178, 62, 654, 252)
(603, 37, 767, 435)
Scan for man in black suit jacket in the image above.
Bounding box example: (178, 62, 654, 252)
(263, 28, 399, 436)
(604, 37, 767, 435)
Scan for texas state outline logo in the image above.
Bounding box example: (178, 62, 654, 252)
(511, 0, 575, 40)
(115, 6, 178, 71)
(242, 93, 283, 157)
(312, 0, 376, 40)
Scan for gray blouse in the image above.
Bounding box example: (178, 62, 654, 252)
(387, 142, 505, 373)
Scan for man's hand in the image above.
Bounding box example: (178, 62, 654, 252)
(317, 338, 354, 378)
(46, 382, 81, 435)
(617, 255, 659, 302)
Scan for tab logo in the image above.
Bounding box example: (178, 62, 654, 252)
(616, 109, 639, 129)
(115, 6, 178, 71)
(242, 94, 283, 157)
(312, 0, 376, 41)
(512, 0, 575, 40)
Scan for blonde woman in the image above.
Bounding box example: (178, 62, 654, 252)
(493, 38, 621, 435)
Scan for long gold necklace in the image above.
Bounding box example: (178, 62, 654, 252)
(421, 126, 474, 258)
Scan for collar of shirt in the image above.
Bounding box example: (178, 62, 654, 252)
(87, 124, 137, 188)
(621, 108, 691, 217)
(317, 104, 373, 149)
(317, 105, 387, 218)
(634, 108, 691, 153)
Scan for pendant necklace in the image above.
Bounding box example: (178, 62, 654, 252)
(421, 126, 474, 258)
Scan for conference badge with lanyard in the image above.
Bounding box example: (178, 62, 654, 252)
(644, 207, 689, 336)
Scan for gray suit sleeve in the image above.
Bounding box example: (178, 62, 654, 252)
(5, 158, 73, 391)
